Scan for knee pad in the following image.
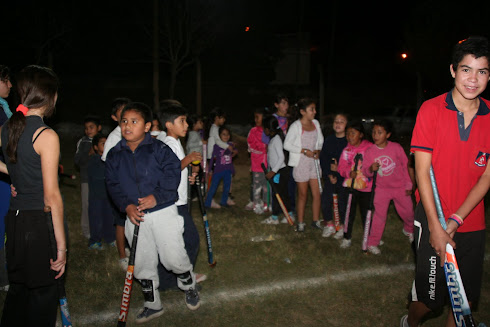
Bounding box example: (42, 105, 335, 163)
(176, 272, 193, 286)
(140, 279, 154, 303)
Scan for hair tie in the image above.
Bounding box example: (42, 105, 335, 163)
(16, 104, 29, 115)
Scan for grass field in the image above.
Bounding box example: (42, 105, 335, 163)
(0, 130, 489, 327)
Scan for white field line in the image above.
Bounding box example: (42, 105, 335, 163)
(71, 263, 415, 326)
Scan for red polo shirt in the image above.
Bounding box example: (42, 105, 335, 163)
(411, 91, 490, 232)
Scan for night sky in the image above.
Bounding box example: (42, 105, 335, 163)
(2, 0, 490, 124)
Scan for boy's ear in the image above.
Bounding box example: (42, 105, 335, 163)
(111, 114, 118, 122)
(165, 121, 173, 131)
(387, 132, 392, 139)
(144, 122, 152, 132)
(450, 64, 456, 78)
(97, 125, 102, 132)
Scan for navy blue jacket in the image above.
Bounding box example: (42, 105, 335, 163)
(105, 133, 181, 214)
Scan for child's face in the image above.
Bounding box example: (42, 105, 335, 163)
(151, 119, 161, 132)
(0, 78, 12, 99)
(194, 119, 203, 130)
(450, 54, 490, 101)
(263, 127, 270, 136)
(120, 110, 151, 147)
(333, 115, 347, 134)
(300, 104, 316, 121)
(254, 113, 263, 127)
(167, 115, 188, 138)
(372, 125, 391, 146)
(112, 106, 124, 122)
(94, 137, 107, 156)
(84, 122, 101, 138)
(220, 129, 230, 143)
(346, 128, 363, 146)
(216, 116, 226, 126)
(274, 99, 289, 117)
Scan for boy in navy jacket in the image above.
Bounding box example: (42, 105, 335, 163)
(105, 102, 200, 324)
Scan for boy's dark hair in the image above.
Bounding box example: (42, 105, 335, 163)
(274, 93, 289, 105)
(373, 119, 393, 135)
(84, 115, 101, 126)
(121, 102, 153, 124)
(92, 133, 107, 149)
(111, 97, 131, 116)
(218, 125, 231, 141)
(0, 65, 10, 82)
(346, 120, 365, 137)
(451, 36, 490, 70)
(187, 113, 202, 131)
(158, 104, 188, 132)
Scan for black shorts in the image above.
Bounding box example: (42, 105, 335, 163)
(411, 203, 485, 310)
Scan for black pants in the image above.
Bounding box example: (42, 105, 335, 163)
(343, 190, 370, 240)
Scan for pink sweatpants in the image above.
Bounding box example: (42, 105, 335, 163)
(367, 187, 414, 247)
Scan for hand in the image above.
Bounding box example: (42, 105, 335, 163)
(189, 151, 202, 163)
(429, 226, 456, 267)
(265, 171, 275, 180)
(328, 174, 337, 184)
(227, 145, 234, 152)
(405, 189, 413, 196)
(10, 184, 17, 197)
(137, 195, 156, 211)
(370, 162, 380, 172)
(330, 159, 338, 172)
(126, 204, 145, 226)
(50, 250, 66, 279)
(303, 149, 314, 158)
(445, 219, 459, 239)
(189, 172, 197, 185)
(313, 150, 320, 159)
(349, 170, 357, 179)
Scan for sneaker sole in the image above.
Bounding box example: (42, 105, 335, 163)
(135, 309, 164, 324)
(186, 301, 201, 311)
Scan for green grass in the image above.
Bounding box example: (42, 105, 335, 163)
(0, 133, 489, 326)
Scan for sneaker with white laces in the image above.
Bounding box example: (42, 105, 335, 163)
(400, 314, 409, 327)
(295, 222, 305, 232)
(322, 225, 336, 238)
(244, 201, 254, 210)
(368, 245, 381, 255)
(185, 287, 201, 310)
(119, 257, 129, 271)
(262, 216, 279, 225)
(311, 221, 323, 230)
(333, 229, 344, 239)
(135, 307, 164, 324)
(402, 229, 414, 243)
(340, 239, 352, 248)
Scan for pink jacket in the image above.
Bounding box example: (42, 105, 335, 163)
(247, 126, 267, 172)
(361, 141, 412, 190)
(338, 140, 373, 192)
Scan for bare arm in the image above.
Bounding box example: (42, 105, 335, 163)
(36, 129, 66, 278)
(414, 151, 456, 265)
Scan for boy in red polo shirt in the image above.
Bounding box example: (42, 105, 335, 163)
(401, 36, 490, 327)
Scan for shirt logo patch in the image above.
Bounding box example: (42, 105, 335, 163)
(474, 152, 489, 167)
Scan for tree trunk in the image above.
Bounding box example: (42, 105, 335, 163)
(152, 0, 160, 111)
(169, 64, 177, 99)
(196, 57, 202, 115)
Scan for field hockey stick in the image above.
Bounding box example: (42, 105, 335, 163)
(314, 158, 323, 194)
(44, 206, 72, 327)
(261, 163, 294, 226)
(362, 171, 377, 252)
(195, 174, 217, 267)
(429, 166, 475, 327)
(343, 154, 362, 234)
(330, 159, 341, 231)
(187, 165, 192, 213)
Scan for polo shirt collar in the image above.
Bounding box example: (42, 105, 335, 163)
(445, 89, 490, 116)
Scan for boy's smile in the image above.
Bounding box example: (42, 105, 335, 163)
(120, 110, 151, 150)
(451, 54, 490, 102)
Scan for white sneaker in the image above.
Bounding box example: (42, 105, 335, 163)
(227, 198, 236, 206)
(119, 257, 129, 271)
(210, 199, 221, 209)
(333, 229, 344, 239)
(339, 239, 351, 248)
(322, 225, 336, 238)
(296, 222, 305, 232)
(0, 285, 9, 292)
(400, 315, 409, 327)
(261, 216, 279, 225)
(253, 202, 264, 214)
(244, 201, 254, 210)
(125, 247, 131, 258)
(195, 273, 207, 283)
(402, 229, 414, 243)
(280, 213, 295, 224)
(368, 245, 381, 255)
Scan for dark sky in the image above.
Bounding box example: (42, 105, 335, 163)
(2, 0, 490, 122)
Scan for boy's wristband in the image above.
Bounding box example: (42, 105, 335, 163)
(448, 214, 463, 227)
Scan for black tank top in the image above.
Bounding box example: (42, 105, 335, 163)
(1, 116, 50, 210)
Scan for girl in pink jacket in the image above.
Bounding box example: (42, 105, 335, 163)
(361, 120, 414, 255)
(247, 108, 268, 214)
(337, 121, 372, 248)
